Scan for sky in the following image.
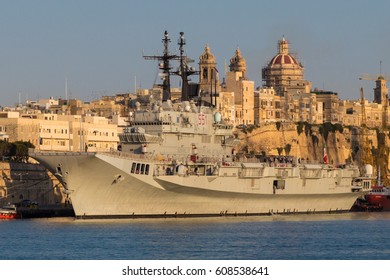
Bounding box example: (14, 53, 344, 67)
(0, 0, 390, 106)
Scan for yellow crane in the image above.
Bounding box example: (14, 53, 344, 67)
(359, 74, 390, 81)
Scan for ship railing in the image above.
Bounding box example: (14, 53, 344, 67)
(100, 150, 179, 163)
(28, 149, 96, 157)
(101, 150, 225, 166)
(300, 169, 322, 179)
(239, 168, 264, 178)
(276, 169, 290, 178)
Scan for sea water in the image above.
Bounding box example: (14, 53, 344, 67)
(1, 212, 390, 260)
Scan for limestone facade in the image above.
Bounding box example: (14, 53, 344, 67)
(0, 161, 66, 206)
(262, 37, 311, 97)
(222, 49, 255, 126)
(0, 113, 118, 152)
(2, 37, 390, 133)
(199, 45, 220, 94)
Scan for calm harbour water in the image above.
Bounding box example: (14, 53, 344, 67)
(1, 212, 390, 260)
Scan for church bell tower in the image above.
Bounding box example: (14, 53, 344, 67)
(198, 44, 219, 93)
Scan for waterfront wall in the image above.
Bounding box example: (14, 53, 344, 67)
(0, 161, 66, 207)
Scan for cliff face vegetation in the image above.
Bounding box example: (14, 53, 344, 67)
(236, 122, 390, 182)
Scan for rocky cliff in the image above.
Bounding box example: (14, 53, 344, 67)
(236, 122, 390, 180)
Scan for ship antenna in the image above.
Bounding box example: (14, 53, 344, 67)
(143, 31, 198, 102)
(143, 31, 176, 101)
(176, 32, 199, 102)
(178, 32, 189, 101)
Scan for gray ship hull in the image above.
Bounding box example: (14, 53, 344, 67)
(31, 152, 366, 218)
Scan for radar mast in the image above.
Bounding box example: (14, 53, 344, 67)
(143, 31, 199, 102)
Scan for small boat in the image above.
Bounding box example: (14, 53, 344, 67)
(351, 197, 383, 212)
(0, 204, 21, 219)
(363, 168, 390, 211)
(365, 185, 390, 211)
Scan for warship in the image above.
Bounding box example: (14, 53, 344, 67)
(30, 32, 373, 219)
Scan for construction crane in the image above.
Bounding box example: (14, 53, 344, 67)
(359, 61, 390, 81)
(359, 74, 390, 81)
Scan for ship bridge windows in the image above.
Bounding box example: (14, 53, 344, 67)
(130, 162, 150, 176)
(131, 162, 136, 173)
(145, 164, 149, 175)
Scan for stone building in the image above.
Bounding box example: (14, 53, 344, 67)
(262, 37, 311, 97)
(254, 87, 281, 124)
(0, 113, 118, 152)
(373, 76, 389, 106)
(0, 161, 67, 207)
(215, 91, 235, 125)
(339, 98, 386, 128)
(311, 90, 339, 123)
(258, 37, 322, 124)
(223, 48, 255, 126)
(198, 45, 220, 96)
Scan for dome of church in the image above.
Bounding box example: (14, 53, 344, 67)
(230, 48, 246, 69)
(269, 53, 299, 66)
(268, 37, 302, 68)
(199, 44, 216, 63)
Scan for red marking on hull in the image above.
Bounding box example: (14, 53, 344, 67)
(365, 186, 390, 211)
(0, 213, 21, 219)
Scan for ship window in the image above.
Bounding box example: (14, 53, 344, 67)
(131, 162, 136, 174)
(140, 164, 145, 175)
(145, 164, 149, 175)
(56, 166, 62, 175)
(273, 180, 285, 190)
(136, 163, 140, 174)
